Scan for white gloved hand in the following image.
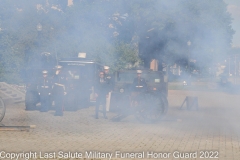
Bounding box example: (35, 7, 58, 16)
(64, 92, 67, 95)
(39, 93, 40, 95)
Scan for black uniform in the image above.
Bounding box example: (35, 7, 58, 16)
(95, 75, 111, 119)
(104, 73, 114, 91)
(52, 72, 67, 116)
(38, 76, 52, 112)
(132, 77, 147, 92)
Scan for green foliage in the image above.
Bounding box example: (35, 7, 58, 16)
(0, 0, 235, 82)
(92, 42, 142, 72)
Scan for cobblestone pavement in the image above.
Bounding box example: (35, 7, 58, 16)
(1, 90, 240, 160)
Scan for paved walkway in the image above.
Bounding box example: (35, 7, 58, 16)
(0, 90, 240, 160)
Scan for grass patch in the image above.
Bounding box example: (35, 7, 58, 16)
(168, 82, 219, 92)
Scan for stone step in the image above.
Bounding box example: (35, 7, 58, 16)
(11, 94, 17, 97)
(2, 97, 12, 105)
(0, 82, 25, 104)
(6, 91, 12, 94)
(14, 97, 22, 101)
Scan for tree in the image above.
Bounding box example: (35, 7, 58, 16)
(0, 0, 66, 82)
(128, 0, 234, 72)
(57, 0, 141, 70)
(0, 0, 235, 82)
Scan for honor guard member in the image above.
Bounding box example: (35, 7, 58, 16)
(104, 66, 110, 75)
(38, 70, 52, 112)
(132, 70, 147, 92)
(95, 71, 109, 119)
(131, 70, 148, 103)
(104, 66, 114, 93)
(103, 66, 114, 90)
(52, 65, 67, 116)
(103, 66, 114, 112)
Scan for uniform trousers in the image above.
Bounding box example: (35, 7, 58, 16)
(95, 94, 107, 117)
(39, 93, 50, 112)
(53, 93, 64, 116)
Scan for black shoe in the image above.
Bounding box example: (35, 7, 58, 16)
(95, 115, 99, 119)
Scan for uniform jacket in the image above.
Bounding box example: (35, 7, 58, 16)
(95, 76, 111, 96)
(132, 77, 147, 92)
(52, 72, 67, 95)
(38, 77, 52, 95)
(104, 73, 114, 91)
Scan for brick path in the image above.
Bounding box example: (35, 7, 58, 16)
(0, 90, 240, 160)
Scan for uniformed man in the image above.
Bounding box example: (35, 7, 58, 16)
(131, 70, 148, 105)
(104, 66, 114, 85)
(103, 66, 113, 87)
(132, 70, 147, 92)
(103, 66, 114, 111)
(104, 66, 110, 75)
(95, 71, 109, 119)
(112, 70, 148, 121)
(38, 70, 52, 112)
(52, 65, 67, 116)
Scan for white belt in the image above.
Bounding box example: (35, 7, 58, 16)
(54, 83, 65, 90)
(55, 83, 64, 87)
